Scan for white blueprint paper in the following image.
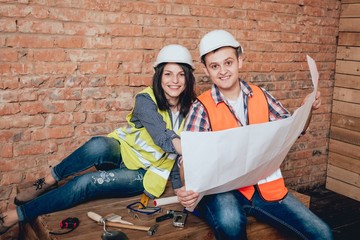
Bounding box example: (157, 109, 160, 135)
(181, 55, 319, 211)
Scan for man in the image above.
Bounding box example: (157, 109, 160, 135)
(176, 30, 333, 240)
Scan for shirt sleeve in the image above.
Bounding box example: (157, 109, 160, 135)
(131, 93, 178, 153)
(169, 159, 183, 190)
(184, 99, 211, 132)
(261, 88, 291, 121)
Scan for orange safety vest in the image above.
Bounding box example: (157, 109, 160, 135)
(197, 84, 288, 201)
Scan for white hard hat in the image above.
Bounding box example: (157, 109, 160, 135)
(153, 44, 194, 69)
(199, 30, 242, 59)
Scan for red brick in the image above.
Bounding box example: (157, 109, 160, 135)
(30, 49, 66, 62)
(14, 141, 58, 156)
(20, 102, 65, 115)
(18, 19, 64, 34)
(106, 75, 129, 86)
(7, 35, 54, 48)
(46, 113, 73, 126)
(55, 36, 84, 48)
(0, 77, 19, 90)
(0, 103, 20, 115)
(33, 62, 77, 75)
(32, 126, 74, 140)
(67, 49, 107, 62)
(83, 36, 112, 48)
(0, 49, 18, 62)
(87, 113, 106, 123)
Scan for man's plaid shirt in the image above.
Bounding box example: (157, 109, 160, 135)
(184, 80, 291, 132)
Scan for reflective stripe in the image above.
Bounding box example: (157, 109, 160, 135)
(148, 165, 171, 180)
(116, 127, 163, 167)
(108, 87, 183, 197)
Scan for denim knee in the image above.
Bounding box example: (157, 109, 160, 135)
(85, 136, 119, 159)
(199, 192, 247, 240)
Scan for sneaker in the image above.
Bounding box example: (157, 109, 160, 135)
(14, 177, 56, 205)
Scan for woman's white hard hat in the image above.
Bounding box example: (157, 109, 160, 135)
(153, 44, 194, 69)
(199, 30, 242, 59)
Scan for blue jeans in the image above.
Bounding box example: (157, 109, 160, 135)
(197, 189, 333, 240)
(17, 136, 145, 222)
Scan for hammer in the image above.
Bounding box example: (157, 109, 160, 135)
(87, 211, 159, 236)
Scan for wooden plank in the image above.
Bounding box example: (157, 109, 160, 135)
(341, 0, 360, 4)
(338, 32, 360, 46)
(336, 60, 360, 76)
(339, 18, 360, 32)
(333, 87, 360, 103)
(341, 3, 360, 17)
(332, 100, 360, 118)
(326, 177, 360, 201)
(328, 151, 360, 174)
(330, 126, 360, 145)
(327, 164, 360, 187)
(329, 139, 360, 159)
(337, 46, 360, 61)
(331, 113, 360, 131)
(335, 73, 360, 89)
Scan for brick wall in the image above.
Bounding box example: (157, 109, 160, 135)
(0, 0, 340, 202)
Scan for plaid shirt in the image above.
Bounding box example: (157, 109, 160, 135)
(184, 80, 291, 132)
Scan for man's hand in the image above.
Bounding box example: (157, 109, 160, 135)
(303, 90, 321, 110)
(312, 91, 321, 110)
(175, 186, 199, 209)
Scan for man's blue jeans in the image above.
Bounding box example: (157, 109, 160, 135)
(197, 189, 333, 240)
(17, 136, 145, 222)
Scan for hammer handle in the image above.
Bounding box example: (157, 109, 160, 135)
(106, 221, 150, 231)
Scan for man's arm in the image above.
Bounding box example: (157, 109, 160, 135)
(301, 90, 322, 135)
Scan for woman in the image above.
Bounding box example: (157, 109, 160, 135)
(0, 44, 196, 234)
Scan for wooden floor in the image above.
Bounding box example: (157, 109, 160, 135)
(1, 185, 359, 240)
(300, 186, 360, 240)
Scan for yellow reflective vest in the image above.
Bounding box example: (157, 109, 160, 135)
(108, 87, 184, 198)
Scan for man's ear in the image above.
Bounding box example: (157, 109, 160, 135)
(202, 63, 210, 76)
(238, 57, 243, 69)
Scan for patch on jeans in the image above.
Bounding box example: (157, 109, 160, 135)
(134, 174, 143, 182)
(92, 171, 116, 184)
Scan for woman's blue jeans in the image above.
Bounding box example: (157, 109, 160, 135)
(197, 189, 333, 240)
(17, 136, 145, 222)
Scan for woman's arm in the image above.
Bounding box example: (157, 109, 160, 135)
(132, 93, 180, 153)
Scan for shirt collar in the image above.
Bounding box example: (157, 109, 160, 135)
(210, 79, 254, 105)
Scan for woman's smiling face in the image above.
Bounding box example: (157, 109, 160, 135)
(161, 63, 186, 105)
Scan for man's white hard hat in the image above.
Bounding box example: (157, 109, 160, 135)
(199, 29, 242, 59)
(153, 44, 194, 69)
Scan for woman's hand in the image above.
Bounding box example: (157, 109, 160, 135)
(175, 186, 199, 209)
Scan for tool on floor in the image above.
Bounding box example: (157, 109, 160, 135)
(138, 193, 150, 209)
(104, 213, 134, 225)
(126, 201, 162, 221)
(49, 217, 80, 235)
(96, 213, 129, 240)
(88, 211, 159, 236)
(155, 210, 188, 228)
(153, 195, 178, 207)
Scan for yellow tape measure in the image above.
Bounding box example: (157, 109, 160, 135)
(138, 193, 149, 209)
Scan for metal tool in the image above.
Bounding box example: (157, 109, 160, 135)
(155, 210, 188, 228)
(104, 213, 134, 225)
(87, 212, 128, 240)
(88, 211, 159, 236)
